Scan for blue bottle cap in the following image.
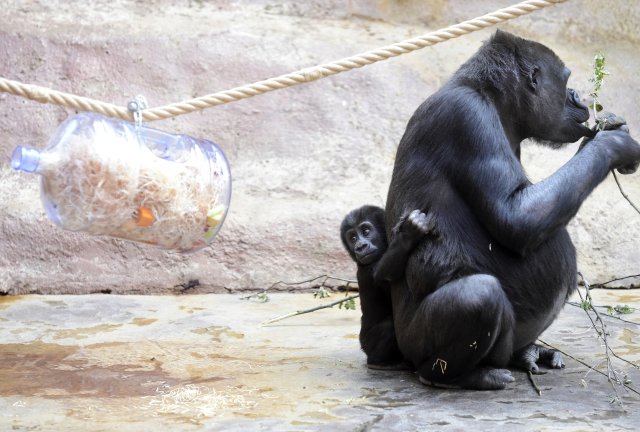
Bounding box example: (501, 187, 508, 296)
(11, 146, 41, 173)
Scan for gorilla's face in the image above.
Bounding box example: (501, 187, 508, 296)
(344, 221, 384, 265)
(340, 206, 387, 266)
(559, 87, 592, 141)
(525, 54, 591, 145)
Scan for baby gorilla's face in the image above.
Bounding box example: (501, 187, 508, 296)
(344, 220, 385, 266)
(340, 205, 387, 266)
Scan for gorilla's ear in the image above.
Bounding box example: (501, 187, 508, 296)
(527, 66, 539, 92)
(493, 28, 513, 42)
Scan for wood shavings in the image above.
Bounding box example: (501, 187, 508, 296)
(142, 384, 257, 418)
(36, 114, 231, 252)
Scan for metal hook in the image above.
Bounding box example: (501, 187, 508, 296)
(127, 95, 148, 129)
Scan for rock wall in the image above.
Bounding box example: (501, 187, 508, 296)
(1, 0, 638, 294)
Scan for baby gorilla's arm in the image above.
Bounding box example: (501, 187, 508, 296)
(373, 210, 434, 283)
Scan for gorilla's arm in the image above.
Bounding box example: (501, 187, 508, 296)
(373, 210, 434, 283)
(457, 104, 640, 256)
(359, 317, 403, 366)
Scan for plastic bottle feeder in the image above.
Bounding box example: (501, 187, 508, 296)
(12, 112, 232, 252)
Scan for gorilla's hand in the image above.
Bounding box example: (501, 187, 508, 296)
(579, 112, 640, 174)
(403, 210, 435, 238)
(594, 111, 629, 133)
(580, 112, 628, 147)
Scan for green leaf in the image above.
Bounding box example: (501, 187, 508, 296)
(339, 298, 356, 310)
(614, 304, 634, 315)
(314, 287, 331, 299)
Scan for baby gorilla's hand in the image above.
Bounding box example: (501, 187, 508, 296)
(405, 209, 435, 238)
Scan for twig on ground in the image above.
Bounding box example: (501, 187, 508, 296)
(587, 273, 640, 289)
(262, 294, 360, 326)
(527, 371, 542, 396)
(575, 274, 640, 370)
(576, 272, 628, 405)
(240, 275, 358, 302)
(539, 339, 640, 400)
(566, 301, 640, 327)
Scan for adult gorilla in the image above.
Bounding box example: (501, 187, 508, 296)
(385, 30, 640, 390)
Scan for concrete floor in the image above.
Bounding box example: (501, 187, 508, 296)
(0, 291, 639, 431)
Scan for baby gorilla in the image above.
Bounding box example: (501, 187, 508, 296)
(341, 205, 434, 369)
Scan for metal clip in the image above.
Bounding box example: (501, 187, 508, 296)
(127, 95, 148, 130)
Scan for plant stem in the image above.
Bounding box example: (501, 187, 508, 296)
(611, 170, 640, 215)
(240, 274, 358, 301)
(527, 371, 542, 396)
(539, 339, 640, 399)
(261, 294, 360, 325)
(589, 273, 640, 288)
(577, 272, 625, 406)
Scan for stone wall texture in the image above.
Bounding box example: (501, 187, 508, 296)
(1, 0, 639, 294)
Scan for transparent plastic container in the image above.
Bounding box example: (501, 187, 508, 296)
(11, 112, 232, 252)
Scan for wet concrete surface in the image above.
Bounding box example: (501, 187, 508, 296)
(0, 291, 639, 431)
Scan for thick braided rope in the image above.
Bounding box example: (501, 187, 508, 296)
(0, 0, 567, 122)
(0, 77, 129, 119)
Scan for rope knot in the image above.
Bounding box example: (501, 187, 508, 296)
(300, 67, 326, 83)
(25, 84, 50, 104)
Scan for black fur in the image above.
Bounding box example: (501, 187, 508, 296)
(341, 206, 433, 369)
(385, 31, 640, 390)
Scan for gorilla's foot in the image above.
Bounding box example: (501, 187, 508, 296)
(511, 344, 565, 374)
(419, 367, 514, 390)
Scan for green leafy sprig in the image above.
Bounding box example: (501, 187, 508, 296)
(589, 53, 609, 130)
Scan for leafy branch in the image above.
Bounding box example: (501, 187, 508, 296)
(568, 300, 638, 327)
(240, 274, 358, 303)
(588, 53, 640, 217)
(575, 272, 639, 406)
(539, 338, 640, 402)
(261, 293, 359, 326)
(589, 53, 608, 130)
(236, 274, 360, 325)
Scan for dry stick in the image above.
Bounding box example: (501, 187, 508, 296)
(575, 279, 639, 370)
(611, 171, 640, 215)
(262, 294, 360, 326)
(566, 301, 639, 328)
(263, 274, 357, 290)
(591, 273, 640, 288)
(240, 274, 358, 301)
(539, 339, 640, 398)
(527, 371, 542, 396)
(589, 274, 640, 290)
(577, 272, 625, 404)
